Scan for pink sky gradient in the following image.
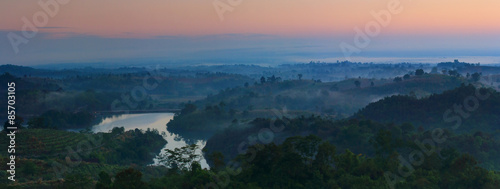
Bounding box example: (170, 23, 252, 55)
(1, 0, 499, 66)
(1, 0, 500, 38)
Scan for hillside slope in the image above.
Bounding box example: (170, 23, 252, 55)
(355, 84, 500, 133)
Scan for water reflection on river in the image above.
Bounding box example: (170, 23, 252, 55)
(91, 113, 210, 169)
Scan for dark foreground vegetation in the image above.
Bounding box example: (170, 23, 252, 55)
(11, 135, 497, 188)
(0, 62, 499, 188)
(4, 133, 496, 188)
(356, 84, 500, 133)
(167, 73, 467, 133)
(0, 128, 166, 187)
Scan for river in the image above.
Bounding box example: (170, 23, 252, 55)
(91, 113, 210, 169)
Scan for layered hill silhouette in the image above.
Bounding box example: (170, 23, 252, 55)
(355, 84, 500, 133)
(167, 74, 466, 133)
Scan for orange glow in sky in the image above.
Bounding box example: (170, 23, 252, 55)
(1, 0, 500, 38)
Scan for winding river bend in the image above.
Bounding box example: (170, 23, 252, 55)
(91, 113, 210, 169)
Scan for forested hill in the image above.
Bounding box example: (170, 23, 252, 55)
(355, 84, 500, 133)
(166, 74, 466, 133)
(195, 74, 465, 117)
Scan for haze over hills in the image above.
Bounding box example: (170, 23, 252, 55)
(1, 61, 497, 124)
(202, 84, 500, 169)
(2, 61, 500, 188)
(3, 0, 500, 187)
(165, 73, 467, 133)
(355, 84, 500, 133)
(5, 59, 500, 81)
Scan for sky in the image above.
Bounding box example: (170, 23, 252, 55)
(1, 0, 500, 66)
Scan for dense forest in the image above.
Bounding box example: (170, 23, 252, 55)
(0, 67, 255, 129)
(0, 127, 167, 186)
(166, 73, 467, 134)
(356, 84, 500, 133)
(1, 62, 500, 188)
(203, 115, 500, 170)
(86, 135, 500, 188)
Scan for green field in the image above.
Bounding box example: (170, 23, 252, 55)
(0, 128, 168, 187)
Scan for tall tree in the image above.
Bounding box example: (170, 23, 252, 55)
(160, 144, 200, 171)
(471, 72, 481, 82)
(260, 76, 266, 84)
(415, 69, 424, 76)
(354, 80, 361, 88)
(113, 168, 145, 189)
